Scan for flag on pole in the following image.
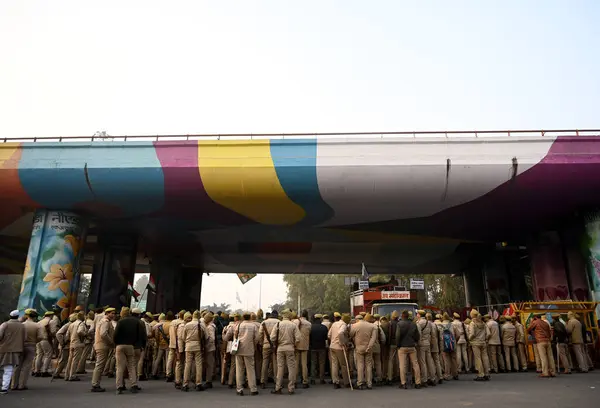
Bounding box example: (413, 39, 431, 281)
(236, 291, 242, 304)
(146, 276, 156, 293)
(361, 263, 369, 280)
(127, 282, 140, 302)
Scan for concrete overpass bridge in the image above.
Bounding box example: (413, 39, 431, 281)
(1, 129, 600, 315)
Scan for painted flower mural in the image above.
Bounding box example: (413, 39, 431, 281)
(17, 210, 86, 316)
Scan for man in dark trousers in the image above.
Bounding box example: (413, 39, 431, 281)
(114, 307, 147, 395)
(309, 314, 328, 385)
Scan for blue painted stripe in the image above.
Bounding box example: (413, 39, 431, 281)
(270, 139, 334, 225)
(18, 142, 165, 217)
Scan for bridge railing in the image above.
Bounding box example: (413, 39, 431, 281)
(2, 129, 600, 143)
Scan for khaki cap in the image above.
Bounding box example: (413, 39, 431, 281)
(355, 314, 364, 320)
(333, 312, 341, 318)
(453, 312, 460, 319)
(44, 311, 55, 316)
(314, 314, 323, 319)
(105, 307, 116, 313)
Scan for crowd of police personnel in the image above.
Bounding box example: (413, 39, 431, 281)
(0, 304, 595, 396)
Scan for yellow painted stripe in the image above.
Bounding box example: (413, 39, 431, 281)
(0, 143, 21, 166)
(197, 140, 305, 225)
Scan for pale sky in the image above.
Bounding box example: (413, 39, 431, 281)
(2, 1, 599, 307)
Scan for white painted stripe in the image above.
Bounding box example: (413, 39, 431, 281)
(316, 137, 556, 226)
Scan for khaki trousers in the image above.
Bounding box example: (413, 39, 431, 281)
(77, 343, 92, 373)
(35, 340, 53, 373)
(276, 350, 296, 392)
(386, 346, 398, 381)
(442, 351, 457, 379)
(152, 348, 167, 377)
(557, 343, 570, 373)
(517, 343, 528, 370)
(488, 345, 501, 372)
(455, 343, 469, 372)
(261, 346, 277, 384)
(204, 349, 215, 383)
(503, 345, 519, 371)
(431, 351, 442, 381)
(184, 350, 203, 387)
(310, 350, 326, 381)
(92, 348, 109, 387)
(235, 355, 257, 392)
(67, 346, 84, 379)
(355, 351, 373, 387)
(331, 349, 349, 386)
(102, 348, 115, 375)
(533, 342, 541, 371)
(536, 342, 556, 376)
(115, 345, 138, 388)
(372, 351, 382, 382)
(295, 350, 309, 384)
(472, 345, 490, 377)
(55, 346, 70, 375)
(227, 353, 236, 385)
(166, 348, 177, 377)
(571, 344, 588, 372)
(417, 345, 435, 383)
(398, 347, 421, 385)
(11, 344, 35, 389)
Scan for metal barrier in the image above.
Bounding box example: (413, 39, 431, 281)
(2, 129, 600, 143)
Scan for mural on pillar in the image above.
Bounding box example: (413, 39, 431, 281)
(529, 232, 571, 301)
(17, 210, 86, 320)
(583, 212, 600, 303)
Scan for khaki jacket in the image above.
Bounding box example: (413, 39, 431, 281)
(486, 320, 501, 345)
(372, 322, 386, 353)
(468, 319, 490, 346)
(56, 322, 71, 347)
(430, 321, 440, 352)
(417, 318, 432, 347)
(566, 318, 583, 344)
(204, 322, 216, 353)
(295, 318, 311, 351)
(0, 320, 25, 353)
(84, 318, 95, 344)
(224, 320, 259, 356)
(452, 320, 467, 344)
(94, 317, 115, 350)
(258, 318, 280, 349)
(155, 321, 171, 349)
(23, 320, 43, 346)
(169, 319, 184, 349)
(270, 319, 300, 352)
(183, 319, 206, 352)
(177, 321, 187, 353)
(322, 320, 332, 330)
(349, 320, 377, 354)
(515, 321, 525, 343)
(68, 320, 88, 348)
(39, 316, 57, 341)
(501, 322, 516, 346)
(328, 320, 347, 351)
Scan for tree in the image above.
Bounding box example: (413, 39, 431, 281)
(268, 302, 286, 312)
(76, 274, 92, 305)
(283, 274, 351, 314)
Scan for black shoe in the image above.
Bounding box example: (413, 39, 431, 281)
(116, 387, 126, 395)
(333, 383, 341, 389)
(174, 383, 182, 389)
(438, 379, 443, 385)
(138, 375, 148, 381)
(91, 386, 105, 393)
(473, 377, 486, 382)
(320, 379, 327, 385)
(427, 380, 436, 387)
(181, 386, 189, 392)
(414, 384, 422, 389)
(166, 376, 173, 383)
(288, 390, 295, 395)
(399, 384, 407, 389)
(41, 373, 52, 378)
(271, 389, 282, 394)
(228, 384, 235, 389)
(237, 391, 244, 396)
(302, 384, 309, 389)
(195, 384, 205, 391)
(76, 371, 87, 375)
(205, 382, 213, 389)
(260, 383, 266, 389)
(130, 387, 139, 394)
(251, 391, 259, 396)
(453, 376, 459, 380)
(484, 376, 490, 381)
(366, 385, 372, 390)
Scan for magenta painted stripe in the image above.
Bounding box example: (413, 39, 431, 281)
(153, 141, 250, 225)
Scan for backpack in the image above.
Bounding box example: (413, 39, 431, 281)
(442, 323, 456, 353)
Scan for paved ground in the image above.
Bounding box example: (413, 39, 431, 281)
(3, 372, 599, 408)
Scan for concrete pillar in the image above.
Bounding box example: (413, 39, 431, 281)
(147, 257, 202, 313)
(463, 266, 486, 308)
(88, 234, 137, 310)
(583, 212, 600, 313)
(528, 231, 570, 301)
(17, 210, 87, 320)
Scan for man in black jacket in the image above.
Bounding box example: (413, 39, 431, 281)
(114, 307, 147, 394)
(394, 310, 422, 389)
(552, 314, 570, 374)
(309, 314, 328, 385)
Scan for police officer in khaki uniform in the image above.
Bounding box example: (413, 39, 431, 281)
(501, 316, 519, 372)
(427, 313, 443, 384)
(66, 311, 87, 381)
(91, 307, 116, 392)
(182, 311, 207, 392)
(258, 310, 280, 388)
(223, 311, 260, 396)
(371, 314, 386, 385)
(350, 313, 377, 389)
(11, 309, 41, 390)
(468, 310, 491, 381)
(295, 310, 312, 388)
(34, 311, 57, 377)
(270, 310, 301, 395)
